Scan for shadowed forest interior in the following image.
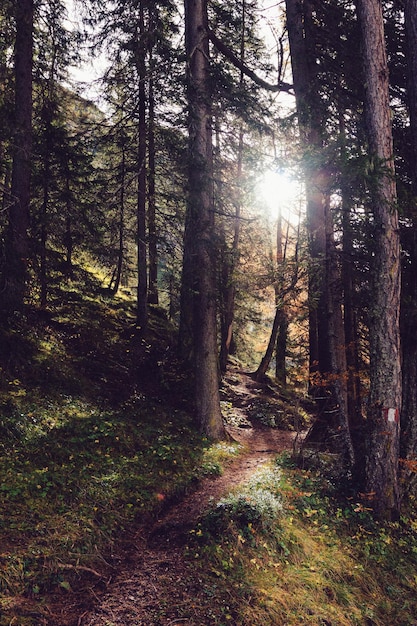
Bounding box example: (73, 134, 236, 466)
(1, 0, 417, 624)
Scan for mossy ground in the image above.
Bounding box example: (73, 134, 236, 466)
(0, 261, 416, 625)
(184, 453, 417, 625)
(0, 262, 229, 622)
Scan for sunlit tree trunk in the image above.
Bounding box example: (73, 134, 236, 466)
(1, 0, 33, 317)
(181, 0, 225, 440)
(254, 210, 291, 383)
(275, 210, 288, 385)
(285, 0, 330, 383)
(357, 0, 401, 519)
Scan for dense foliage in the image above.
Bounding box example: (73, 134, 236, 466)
(1, 0, 417, 621)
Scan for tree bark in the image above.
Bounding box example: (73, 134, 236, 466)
(182, 0, 225, 440)
(341, 193, 363, 445)
(147, 5, 158, 306)
(1, 0, 33, 316)
(111, 132, 126, 296)
(136, 3, 148, 332)
(39, 57, 57, 308)
(275, 211, 288, 386)
(356, 0, 401, 520)
(255, 302, 285, 382)
(63, 156, 74, 279)
(40, 155, 49, 309)
(286, 0, 353, 464)
(339, 114, 363, 450)
(401, 0, 417, 461)
(324, 197, 355, 466)
(147, 73, 158, 306)
(254, 210, 291, 383)
(219, 0, 246, 375)
(285, 0, 330, 381)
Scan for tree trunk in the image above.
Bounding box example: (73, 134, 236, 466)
(147, 68, 158, 306)
(401, 0, 417, 461)
(324, 198, 355, 466)
(285, 0, 331, 382)
(147, 5, 158, 306)
(219, 128, 242, 375)
(1, 0, 33, 316)
(338, 113, 363, 450)
(275, 311, 288, 384)
(40, 159, 49, 309)
(63, 157, 74, 279)
(255, 303, 285, 381)
(341, 193, 363, 449)
(357, 0, 401, 520)
(136, 3, 148, 332)
(286, 0, 353, 464)
(182, 0, 225, 440)
(219, 1, 246, 375)
(254, 209, 289, 383)
(112, 135, 126, 296)
(275, 210, 287, 386)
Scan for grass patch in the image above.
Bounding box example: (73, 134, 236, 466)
(200, 441, 243, 476)
(0, 392, 214, 598)
(183, 453, 417, 625)
(0, 261, 239, 621)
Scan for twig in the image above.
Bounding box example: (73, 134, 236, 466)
(57, 563, 103, 578)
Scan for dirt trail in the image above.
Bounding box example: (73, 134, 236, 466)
(56, 371, 303, 625)
(79, 430, 297, 625)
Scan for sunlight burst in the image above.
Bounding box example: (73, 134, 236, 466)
(258, 171, 302, 223)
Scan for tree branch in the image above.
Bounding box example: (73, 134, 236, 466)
(207, 28, 294, 94)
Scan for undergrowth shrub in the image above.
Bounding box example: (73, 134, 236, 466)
(200, 442, 242, 477)
(202, 466, 283, 536)
(187, 455, 417, 626)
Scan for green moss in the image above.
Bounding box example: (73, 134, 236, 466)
(0, 259, 222, 615)
(184, 455, 417, 625)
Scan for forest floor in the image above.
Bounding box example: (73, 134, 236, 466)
(3, 272, 417, 625)
(50, 370, 304, 626)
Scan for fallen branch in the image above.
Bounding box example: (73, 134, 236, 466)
(56, 563, 103, 578)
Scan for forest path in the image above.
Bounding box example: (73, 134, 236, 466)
(72, 371, 302, 626)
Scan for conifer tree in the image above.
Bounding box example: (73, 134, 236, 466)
(285, 0, 354, 466)
(1, 0, 34, 318)
(356, 0, 401, 520)
(400, 0, 417, 462)
(181, 0, 226, 439)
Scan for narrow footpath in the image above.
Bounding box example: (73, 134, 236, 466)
(54, 371, 304, 625)
(80, 426, 297, 625)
